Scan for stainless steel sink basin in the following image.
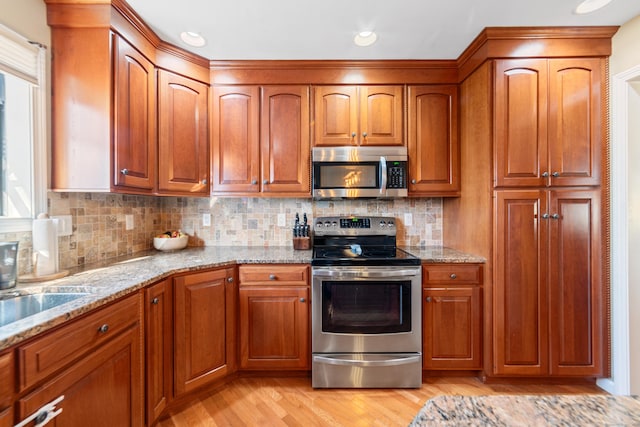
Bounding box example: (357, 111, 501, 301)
(0, 293, 89, 327)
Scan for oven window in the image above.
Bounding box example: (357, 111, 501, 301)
(316, 163, 378, 188)
(321, 280, 411, 334)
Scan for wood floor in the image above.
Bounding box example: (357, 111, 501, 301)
(157, 376, 605, 426)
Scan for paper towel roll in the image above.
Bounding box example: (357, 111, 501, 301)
(33, 218, 59, 276)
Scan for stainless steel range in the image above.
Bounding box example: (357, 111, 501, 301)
(311, 216, 422, 388)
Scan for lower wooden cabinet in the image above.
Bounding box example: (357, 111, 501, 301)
(422, 264, 482, 370)
(15, 294, 144, 426)
(0, 351, 13, 427)
(173, 267, 236, 395)
(238, 265, 310, 370)
(145, 278, 173, 425)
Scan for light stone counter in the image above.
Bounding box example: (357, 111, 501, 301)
(409, 394, 640, 426)
(0, 245, 481, 351)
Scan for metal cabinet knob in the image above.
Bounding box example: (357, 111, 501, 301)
(269, 274, 276, 280)
(425, 296, 432, 302)
(120, 168, 129, 175)
(227, 277, 233, 283)
(98, 324, 109, 334)
(263, 180, 268, 185)
(251, 179, 257, 185)
(552, 171, 560, 177)
(542, 213, 550, 219)
(201, 179, 207, 185)
(151, 297, 159, 305)
(551, 213, 560, 219)
(450, 273, 457, 279)
(300, 298, 306, 303)
(541, 171, 549, 177)
(411, 179, 417, 184)
(351, 132, 356, 138)
(362, 132, 368, 138)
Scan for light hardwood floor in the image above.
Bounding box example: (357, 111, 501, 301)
(157, 376, 605, 426)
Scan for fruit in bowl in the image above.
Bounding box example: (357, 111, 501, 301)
(153, 231, 188, 251)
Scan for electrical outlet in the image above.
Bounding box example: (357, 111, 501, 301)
(203, 213, 211, 227)
(404, 213, 413, 226)
(125, 214, 134, 230)
(51, 215, 73, 236)
(277, 213, 286, 227)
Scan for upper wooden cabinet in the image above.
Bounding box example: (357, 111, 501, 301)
(494, 58, 603, 188)
(407, 85, 460, 196)
(157, 70, 209, 196)
(313, 85, 404, 146)
(113, 35, 157, 193)
(46, 1, 210, 196)
(212, 85, 310, 196)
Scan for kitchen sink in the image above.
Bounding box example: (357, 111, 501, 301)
(0, 292, 89, 327)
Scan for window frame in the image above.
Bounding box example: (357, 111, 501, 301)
(0, 24, 47, 233)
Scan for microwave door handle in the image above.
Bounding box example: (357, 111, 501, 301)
(380, 156, 387, 195)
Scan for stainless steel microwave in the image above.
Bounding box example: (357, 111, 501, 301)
(312, 146, 408, 198)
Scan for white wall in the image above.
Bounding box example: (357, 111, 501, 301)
(0, 0, 49, 45)
(609, 14, 640, 395)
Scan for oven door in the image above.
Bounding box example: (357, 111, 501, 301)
(311, 266, 421, 353)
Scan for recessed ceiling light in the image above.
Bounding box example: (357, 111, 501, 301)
(180, 31, 206, 47)
(354, 31, 377, 47)
(574, 0, 613, 14)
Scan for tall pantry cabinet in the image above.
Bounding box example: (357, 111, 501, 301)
(443, 27, 615, 380)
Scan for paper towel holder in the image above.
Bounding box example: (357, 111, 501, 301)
(18, 213, 70, 283)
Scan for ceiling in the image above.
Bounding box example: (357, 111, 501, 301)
(126, 0, 640, 60)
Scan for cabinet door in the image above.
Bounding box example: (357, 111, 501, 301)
(17, 324, 143, 427)
(548, 58, 602, 187)
(174, 268, 235, 395)
(423, 287, 481, 369)
(408, 85, 459, 195)
(158, 70, 209, 196)
(494, 59, 548, 188)
(0, 351, 13, 427)
(239, 286, 309, 370)
(493, 190, 549, 375)
(548, 189, 603, 376)
(145, 279, 172, 424)
(359, 85, 404, 146)
(113, 35, 156, 192)
(260, 86, 311, 195)
(313, 86, 358, 146)
(212, 86, 260, 193)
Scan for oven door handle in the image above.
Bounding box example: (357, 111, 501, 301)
(312, 268, 419, 278)
(313, 355, 421, 367)
(379, 156, 387, 195)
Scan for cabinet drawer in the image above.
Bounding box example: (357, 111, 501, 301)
(0, 351, 13, 410)
(18, 294, 141, 391)
(239, 265, 309, 285)
(422, 264, 482, 284)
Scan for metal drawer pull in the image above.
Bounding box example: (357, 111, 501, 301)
(120, 168, 128, 175)
(552, 171, 560, 177)
(541, 171, 549, 177)
(313, 355, 420, 367)
(15, 395, 64, 427)
(227, 277, 233, 283)
(450, 273, 457, 279)
(151, 297, 159, 305)
(551, 214, 560, 219)
(269, 274, 276, 280)
(98, 324, 109, 334)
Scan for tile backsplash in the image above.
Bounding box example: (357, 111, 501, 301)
(2, 192, 443, 274)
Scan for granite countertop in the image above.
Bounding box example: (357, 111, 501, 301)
(0, 245, 483, 351)
(409, 394, 640, 426)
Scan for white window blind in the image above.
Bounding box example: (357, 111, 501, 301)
(0, 24, 42, 85)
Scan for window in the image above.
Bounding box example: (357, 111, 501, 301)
(0, 24, 47, 232)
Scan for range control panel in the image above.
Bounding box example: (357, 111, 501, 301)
(314, 216, 397, 236)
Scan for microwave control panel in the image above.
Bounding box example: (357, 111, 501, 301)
(387, 162, 407, 189)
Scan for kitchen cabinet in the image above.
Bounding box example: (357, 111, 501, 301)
(15, 294, 143, 426)
(212, 85, 310, 196)
(494, 58, 602, 188)
(494, 189, 603, 376)
(145, 279, 173, 425)
(407, 85, 460, 196)
(46, 1, 210, 196)
(0, 351, 13, 427)
(173, 267, 236, 395)
(157, 70, 209, 196)
(238, 265, 309, 370)
(113, 34, 157, 193)
(313, 85, 404, 146)
(422, 264, 482, 370)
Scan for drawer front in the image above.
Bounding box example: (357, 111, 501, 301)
(422, 264, 482, 284)
(239, 265, 309, 285)
(18, 294, 141, 391)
